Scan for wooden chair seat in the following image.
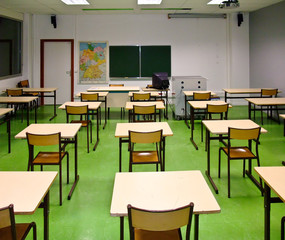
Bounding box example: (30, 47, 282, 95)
(0, 223, 34, 240)
(220, 147, 256, 159)
(134, 229, 181, 240)
(132, 151, 159, 163)
(33, 152, 67, 164)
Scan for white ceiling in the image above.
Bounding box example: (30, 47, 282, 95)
(0, 0, 283, 15)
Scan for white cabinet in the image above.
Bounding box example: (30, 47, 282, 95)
(172, 76, 207, 119)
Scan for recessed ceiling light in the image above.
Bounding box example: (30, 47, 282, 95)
(61, 0, 90, 5)
(207, 0, 223, 5)
(138, 0, 162, 5)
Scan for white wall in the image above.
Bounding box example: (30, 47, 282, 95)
(0, 12, 250, 100)
(29, 13, 249, 99)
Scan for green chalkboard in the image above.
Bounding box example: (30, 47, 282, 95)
(141, 46, 171, 77)
(109, 46, 139, 77)
(109, 45, 171, 78)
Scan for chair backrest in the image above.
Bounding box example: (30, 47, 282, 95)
(132, 92, 151, 101)
(66, 105, 88, 115)
(261, 88, 278, 97)
(0, 204, 17, 239)
(26, 132, 61, 146)
(129, 130, 162, 144)
(228, 127, 261, 141)
(133, 105, 156, 122)
(18, 80, 30, 88)
(193, 92, 211, 101)
(109, 84, 124, 87)
(127, 202, 194, 240)
(81, 93, 99, 102)
(6, 89, 23, 96)
(207, 103, 229, 120)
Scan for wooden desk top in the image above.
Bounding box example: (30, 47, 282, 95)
(115, 122, 173, 138)
(87, 86, 140, 92)
(255, 166, 285, 202)
(202, 119, 267, 135)
(183, 91, 216, 96)
(15, 123, 82, 139)
(125, 101, 165, 110)
(223, 88, 282, 94)
(75, 92, 109, 97)
(0, 96, 38, 103)
(7, 88, 57, 93)
(110, 171, 221, 216)
(280, 114, 285, 119)
(188, 100, 230, 109)
(128, 91, 160, 97)
(58, 101, 102, 110)
(245, 98, 285, 105)
(0, 171, 57, 214)
(0, 108, 13, 116)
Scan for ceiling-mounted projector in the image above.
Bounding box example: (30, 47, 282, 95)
(219, 0, 239, 9)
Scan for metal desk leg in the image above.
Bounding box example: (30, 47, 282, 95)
(93, 108, 100, 151)
(248, 102, 252, 120)
(185, 96, 190, 128)
(35, 99, 38, 123)
(26, 103, 30, 126)
(205, 129, 219, 194)
(68, 135, 79, 200)
(194, 214, 199, 240)
(49, 90, 57, 121)
(162, 137, 166, 171)
(39, 190, 50, 240)
(264, 183, 270, 240)
(120, 216, 124, 240)
(103, 96, 107, 129)
(190, 106, 198, 150)
(225, 92, 227, 102)
(6, 114, 11, 153)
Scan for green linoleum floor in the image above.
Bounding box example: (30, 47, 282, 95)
(0, 105, 285, 239)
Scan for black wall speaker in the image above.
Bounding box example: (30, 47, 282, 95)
(237, 13, 243, 27)
(51, 15, 57, 28)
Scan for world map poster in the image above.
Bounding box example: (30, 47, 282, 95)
(79, 41, 108, 84)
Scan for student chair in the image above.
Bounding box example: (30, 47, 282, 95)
(260, 88, 279, 124)
(132, 105, 157, 122)
(65, 105, 92, 153)
(6, 89, 24, 121)
(108, 84, 124, 118)
(132, 92, 151, 101)
(218, 127, 263, 198)
(80, 93, 101, 124)
(0, 204, 37, 240)
(127, 202, 194, 240)
(128, 130, 163, 172)
(26, 132, 69, 206)
(193, 92, 212, 142)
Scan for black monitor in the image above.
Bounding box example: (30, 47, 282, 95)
(152, 72, 169, 89)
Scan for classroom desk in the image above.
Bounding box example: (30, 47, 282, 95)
(115, 122, 173, 172)
(8, 87, 58, 120)
(280, 114, 285, 136)
(183, 91, 217, 128)
(15, 123, 81, 200)
(0, 96, 38, 126)
(0, 171, 58, 240)
(110, 171, 221, 240)
(223, 88, 278, 102)
(58, 102, 101, 151)
(246, 98, 285, 124)
(187, 100, 229, 150)
(87, 86, 140, 118)
(0, 108, 13, 153)
(142, 87, 169, 119)
(254, 166, 285, 240)
(125, 101, 165, 122)
(75, 92, 108, 129)
(202, 119, 267, 193)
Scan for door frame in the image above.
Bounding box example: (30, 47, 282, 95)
(40, 39, 74, 104)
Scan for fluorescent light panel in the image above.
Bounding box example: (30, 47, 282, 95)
(61, 0, 90, 5)
(138, 0, 162, 5)
(207, 0, 224, 5)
